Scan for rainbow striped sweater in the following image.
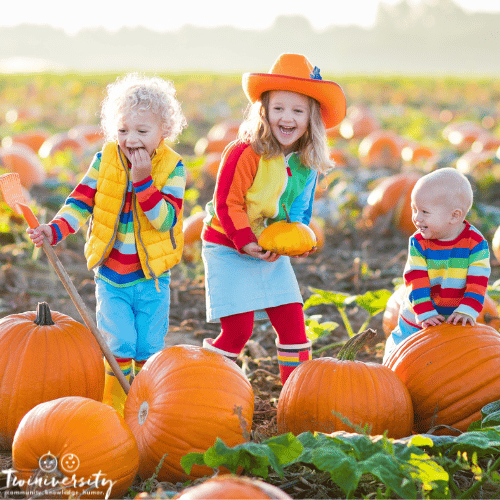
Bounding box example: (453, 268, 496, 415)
(400, 221, 490, 326)
(202, 141, 317, 250)
(48, 148, 185, 287)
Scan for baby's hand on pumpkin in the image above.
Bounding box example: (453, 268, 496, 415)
(421, 314, 445, 328)
(446, 312, 475, 326)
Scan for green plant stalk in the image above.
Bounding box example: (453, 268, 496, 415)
(312, 340, 346, 356)
(338, 306, 355, 338)
(458, 453, 500, 499)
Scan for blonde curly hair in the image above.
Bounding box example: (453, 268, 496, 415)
(100, 73, 187, 143)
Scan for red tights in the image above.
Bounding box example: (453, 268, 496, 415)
(212, 302, 307, 354)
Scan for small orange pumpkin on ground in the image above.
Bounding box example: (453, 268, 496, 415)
(383, 322, 500, 434)
(277, 329, 414, 439)
(492, 225, 500, 263)
(12, 396, 139, 499)
(442, 120, 485, 151)
(0, 144, 47, 189)
(172, 475, 292, 499)
(361, 171, 421, 236)
(182, 210, 206, 262)
(258, 205, 317, 256)
(124, 344, 254, 483)
(3, 129, 50, 153)
(339, 105, 379, 140)
(358, 130, 405, 170)
(0, 302, 105, 450)
(38, 132, 88, 159)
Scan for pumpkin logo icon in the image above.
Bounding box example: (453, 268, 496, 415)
(60, 453, 80, 473)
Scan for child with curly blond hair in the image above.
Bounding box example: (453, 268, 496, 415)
(28, 73, 187, 414)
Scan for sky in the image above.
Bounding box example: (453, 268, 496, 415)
(1, 0, 500, 34)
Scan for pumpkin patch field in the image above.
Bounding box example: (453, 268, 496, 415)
(3, 72, 500, 498)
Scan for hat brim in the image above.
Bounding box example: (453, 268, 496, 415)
(242, 72, 346, 129)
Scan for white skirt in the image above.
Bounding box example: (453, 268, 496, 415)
(202, 242, 304, 322)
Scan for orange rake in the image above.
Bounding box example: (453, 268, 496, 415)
(0, 172, 130, 394)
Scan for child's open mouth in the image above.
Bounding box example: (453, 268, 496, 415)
(279, 126, 295, 136)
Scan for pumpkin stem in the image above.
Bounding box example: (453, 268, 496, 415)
(337, 329, 377, 361)
(34, 302, 55, 326)
(282, 203, 291, 223)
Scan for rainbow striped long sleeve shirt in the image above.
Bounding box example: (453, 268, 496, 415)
(49, 150, 185, 287)
(400, 221, 490, 327)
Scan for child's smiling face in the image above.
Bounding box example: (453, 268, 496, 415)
(267, 90, 310, 155)
(116, 109, 164, 163)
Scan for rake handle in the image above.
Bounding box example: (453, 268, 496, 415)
(41, 238, 131, 393)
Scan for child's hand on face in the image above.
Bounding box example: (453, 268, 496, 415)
(27, 224, 53, 247)
(242, 242, 280, 262)
(446, 311, 476, 326)
(421, 314, 445, 328)
(130, 148, 153, 183)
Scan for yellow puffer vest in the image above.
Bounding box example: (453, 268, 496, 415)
(84, 141, 184, 283)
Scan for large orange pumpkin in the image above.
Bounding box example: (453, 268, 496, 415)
(361, 171, 421, 236)
(124, 345, 254, 483)
(0, 302, 105, 449)
(0, 144, 47, 189)
(172, 475, 292, 499)
(383, 323, 500, 434)
(277, 330, 414, 439)
(12, 396, 139, 499)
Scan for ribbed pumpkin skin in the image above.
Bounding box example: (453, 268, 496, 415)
(124, 345, 254, 483)
(0, 304, 105, 450)
(277, 357, 413, 438)
(12, 396, 139, 499)
(383, 323, 500, 434)
(172, 475, 292, 499)
(258, 220, 317, 256)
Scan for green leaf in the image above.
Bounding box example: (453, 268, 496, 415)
(304, 288, 350, 310)
(181, 434, 303, 480)
(305, 318, 339, 341)
(345, 289, 393, 316)
(263, 432, 304, 466)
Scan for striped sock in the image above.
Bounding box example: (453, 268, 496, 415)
(105, 357, 132, 377)
(276, 341, 312, 384)
(133, 359, 147, 376)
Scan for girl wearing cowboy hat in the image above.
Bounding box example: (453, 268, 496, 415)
(201, 53, 346, 384)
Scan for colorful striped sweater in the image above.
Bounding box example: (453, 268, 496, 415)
(202, 141, 317, 250)
(400, 221, 490, 326)
(49, 148, 185, 287)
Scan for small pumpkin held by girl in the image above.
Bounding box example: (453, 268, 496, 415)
(201, 53, 346, 383)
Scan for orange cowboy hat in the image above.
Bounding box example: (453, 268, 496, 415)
(242, 53, 346, 129)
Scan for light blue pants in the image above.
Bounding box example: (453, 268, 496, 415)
(95, 275, 170, 360)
